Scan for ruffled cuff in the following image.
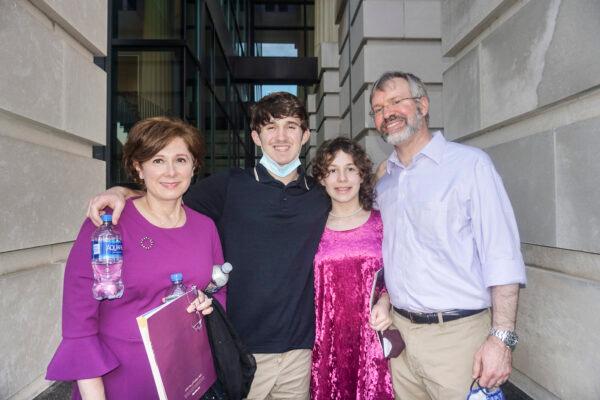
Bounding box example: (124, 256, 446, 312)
(46, 335, 120, 381)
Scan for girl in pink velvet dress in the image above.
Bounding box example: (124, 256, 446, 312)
(310, 137, 394, 400)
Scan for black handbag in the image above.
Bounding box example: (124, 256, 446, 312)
(200, 380, 228, 400)
(202, 298, 256, 400)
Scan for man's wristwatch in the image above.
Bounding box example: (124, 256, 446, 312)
(489, 328, 519, 351)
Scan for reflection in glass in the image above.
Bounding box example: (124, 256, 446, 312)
(115, 0, 183, 39)
(214, 41, 229, 106)
(254, 30, 306, 57)
(109, 0, 256, 183)
(203, 82, 215, 175)
(254, 4, 304, 27)
(111, 50, 182, 183)
(214, 102, 231, 171)
(186, 0, 200, 55)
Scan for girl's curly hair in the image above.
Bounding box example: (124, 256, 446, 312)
(312, 137, 375, 210)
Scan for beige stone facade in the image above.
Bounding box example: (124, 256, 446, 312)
(0, 1, 107, 398)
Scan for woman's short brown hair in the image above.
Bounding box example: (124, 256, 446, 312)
(122, 117, 204, 185)
(312, 137, 375, 210)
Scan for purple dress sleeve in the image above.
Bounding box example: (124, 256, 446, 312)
(46, 219, 120, 380)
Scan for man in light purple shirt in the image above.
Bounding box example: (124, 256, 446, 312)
(371, 71, 527, 400)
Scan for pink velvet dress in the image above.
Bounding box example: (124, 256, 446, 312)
(311, 210, 394, 400)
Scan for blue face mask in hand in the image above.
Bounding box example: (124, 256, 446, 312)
(466, 380, 505, 400)
(259, 153, 301, 178)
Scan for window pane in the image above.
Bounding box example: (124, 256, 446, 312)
(185, 54, 200, 126)
(204, 11, 214, 83)
(254, 84, 297, 101)
(186, 0, 200, 55)
(111, 50, 182, 183)
(214, 102, 231, 171)
(115, 0, 183, 39)
(306, 4, 314, 27)
(254, 29, 305, 57)
(307, 29, 314, 57)
(214, 41, 229, 106)
(254, 4, 304, 27)
(203, 83, 215, 175)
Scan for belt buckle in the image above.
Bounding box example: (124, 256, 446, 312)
(409, 312, 416, 323)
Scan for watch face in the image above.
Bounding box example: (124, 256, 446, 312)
(506, 332, 519, 347)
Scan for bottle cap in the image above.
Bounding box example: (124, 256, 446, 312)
(170, 272, 183, 282)
(220, 262, 233, 273)
(101, 214, 112, 222)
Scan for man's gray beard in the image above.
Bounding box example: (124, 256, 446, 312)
(382, 111, 422, 146)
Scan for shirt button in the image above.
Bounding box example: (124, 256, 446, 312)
(283, 197, 288, 201)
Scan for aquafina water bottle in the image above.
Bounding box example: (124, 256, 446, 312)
(91, 214, 124, 300)
(204, 262, 233, 294)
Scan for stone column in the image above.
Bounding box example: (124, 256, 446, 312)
(334, 0, 443, 166)
(0, 1, 107, 398)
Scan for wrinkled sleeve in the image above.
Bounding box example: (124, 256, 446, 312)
(209, 220, 227, 309)
(470, 157, 527, 288)
(183, 171, 230, 222)
(46, 219, 119, 381)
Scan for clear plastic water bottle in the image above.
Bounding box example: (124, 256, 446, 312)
(91, 214, 124, 300)
(467, 380, 505, 400)
(164, 272, 187, 302)
(204, 262, 233, 294)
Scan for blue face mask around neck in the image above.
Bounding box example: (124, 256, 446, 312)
(259, 152, 301, 178)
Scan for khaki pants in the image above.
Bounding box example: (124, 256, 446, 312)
(390, 309, 491, 400)
(245, 349, 311, 400)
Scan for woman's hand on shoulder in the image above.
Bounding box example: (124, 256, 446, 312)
(187, 290, 214, 315)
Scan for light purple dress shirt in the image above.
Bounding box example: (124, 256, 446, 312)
(376, 132, 526, 313)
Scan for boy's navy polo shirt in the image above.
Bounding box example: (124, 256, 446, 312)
(184, 164, 330, 353)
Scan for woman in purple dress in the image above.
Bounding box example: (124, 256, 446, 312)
(46, 117, 224, 400)
(310, 137, 394, 400)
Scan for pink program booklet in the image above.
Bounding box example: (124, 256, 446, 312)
(137, 289, 216, 400)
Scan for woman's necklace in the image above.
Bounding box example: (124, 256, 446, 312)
(329, 206, 363, 218)
(143, 199, 185, 228)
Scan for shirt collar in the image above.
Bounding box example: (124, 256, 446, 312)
(386, 131, 446, 173)
(254, 163, 310, 190)
(420, 131, 446, 165)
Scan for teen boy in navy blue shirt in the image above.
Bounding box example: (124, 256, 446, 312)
(87, 92, 329, 399)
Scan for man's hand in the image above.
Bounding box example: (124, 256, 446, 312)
(472, 335, 512, 389)
(86, 186, 137, 226)
(369, 294, 393, 331)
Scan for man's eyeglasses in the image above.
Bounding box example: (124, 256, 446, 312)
(369, 96, 421, 118)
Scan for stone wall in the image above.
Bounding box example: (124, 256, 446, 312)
(0, 1, 107, 398)
(442, 0, 600, 398)
(332, 0, 443, 166)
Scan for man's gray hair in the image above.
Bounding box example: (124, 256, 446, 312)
(369, 71, 429, 105)
(370, 71, 429, 124)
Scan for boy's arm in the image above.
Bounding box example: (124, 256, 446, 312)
(183, 171, 231, 222)
(87, 186, 143, 226)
